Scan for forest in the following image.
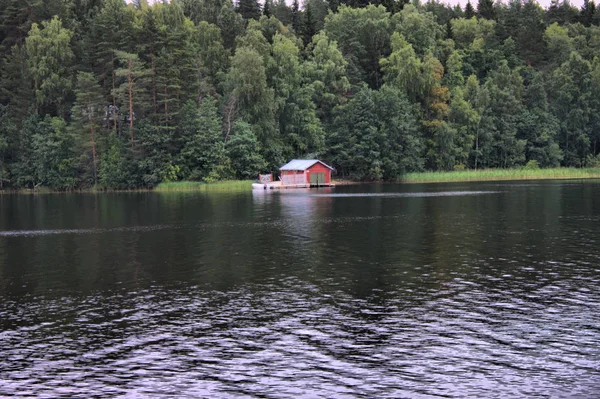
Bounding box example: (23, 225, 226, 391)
(0, 0, 600, 189)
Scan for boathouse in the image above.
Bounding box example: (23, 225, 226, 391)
(279, 159, 334, 187)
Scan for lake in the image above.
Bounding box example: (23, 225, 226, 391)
(1, 181, 600, 398)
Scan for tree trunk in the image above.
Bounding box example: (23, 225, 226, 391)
(224, 95, 236, 143)
(129, 58, 134, 147)
(89, 115, 98, 186)
(565, 128, 570, 165)
(34, 78, 39, 114)
(164, 86, 168, 125)
(151, 52, 157, 113)
(475, 131, 479, 171)
(112, 53, 118, 132)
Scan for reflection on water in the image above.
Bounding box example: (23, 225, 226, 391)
(0, 225, 177, 237)
(311, 190, 501, 197)
(1, 181, 600, 397)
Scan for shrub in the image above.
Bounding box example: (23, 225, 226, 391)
(522, 160, 540, 170)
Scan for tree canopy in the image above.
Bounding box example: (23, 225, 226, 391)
(0, 0, 599, 189)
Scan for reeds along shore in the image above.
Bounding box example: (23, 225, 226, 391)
(400, 168, 600, 183)
(154, 180, 253, 192)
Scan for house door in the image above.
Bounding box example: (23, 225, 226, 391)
(310, 172, 325, 185)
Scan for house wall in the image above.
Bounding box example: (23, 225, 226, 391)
(306, 163, 332, 184)
(281, 170, 307, 185)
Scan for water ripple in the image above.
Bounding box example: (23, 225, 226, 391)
(311, 190, 501, 198)
(1, 277, 599, 398)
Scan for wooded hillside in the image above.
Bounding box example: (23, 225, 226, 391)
(1, 0, 599, 189)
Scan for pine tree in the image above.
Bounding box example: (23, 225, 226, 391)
(302, 1, 317, 46)
(580, 0, 596, 26)
(237, 0, 262, 20)
(86, 0, 136, 132)
(520, 73, 562, 167)
(113, 50, 150, 147)
(178, 98, 228, 181)
(264, 0, 272, 17)
(328, 0, 339, 13)
(465, 1, 476, 19)
(0, 45, 33, 124)
(477, 0, 495, 20)
(71, 72, 106, 186)
(292, 0, 300, 32)
(0, 105, 15, 189)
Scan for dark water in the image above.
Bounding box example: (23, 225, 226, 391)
(1, 181, 600, 398)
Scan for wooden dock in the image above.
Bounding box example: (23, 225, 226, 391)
(253, 181, 334, 190)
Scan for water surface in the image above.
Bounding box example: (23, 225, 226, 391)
(1, 181, 600, 398)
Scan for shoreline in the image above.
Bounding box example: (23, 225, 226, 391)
(2, 168, 600, 194)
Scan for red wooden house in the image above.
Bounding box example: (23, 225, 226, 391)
(279, 159, 334, 187)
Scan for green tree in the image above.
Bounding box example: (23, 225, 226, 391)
(11, 113, 38, 188)
(374, 85, 423, 178)
(25, 16, 74, 116)
(151, 5, 200, 126)
(465, 1, 476, 19)
(32, 116, 77, 190)
(177, 98, 229, 181)
(0, 45, 33, 124)
(550, 51, 593, 166)
(237, 0, 262, 20)
(71, 72, 106, 186)
(226, 45, 278, 165)
(226, 121, 267, 179)
(86, 0, 136, 131)
(196, 21, 229, 87)
(113, 50, 150, 147)
(448, 86, 479, 168)
(292, 0, 300, 32)
(304, 0, 329, 32)
(380, 32, 425, 103)
(305, 32, 350, 126)
(328, 85, 422, 179)
(178, 0, 225, 25)
(444, 51, 465, 89)
(519, 72, 562, 167)
(271, 0, 293, 25)
(264, 0, 272, 17)
(99, 132, 133, 189)
(302, 1, 317, 47)
(391, 4, 444, 56)
(477, 0, 495, 20)
(0, 105, 15, 188)
(324, 5, 392, 88)
(544, 23, 574, 67)
(450, 16, 495, 49)
(272, 34, 324, 158)
(217, 0, 245, 49)
(580, 0, 596, 26)
(0, 0, 73, 53)
(479, 61, 527, 168)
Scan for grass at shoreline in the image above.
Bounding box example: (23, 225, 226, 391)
(400, 168, 600, 183)
(3, 168, 600, 194)
(155, 180, 253, 192)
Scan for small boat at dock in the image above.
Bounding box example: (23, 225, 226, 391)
(252, 181, 280, 190)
